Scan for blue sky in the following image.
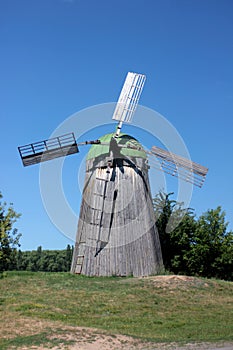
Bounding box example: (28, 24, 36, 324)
(1, 0, 233, 250)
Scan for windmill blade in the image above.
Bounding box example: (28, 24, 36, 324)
(112, 72, 146, 124)
(150, 146, 208, 188)
(18, 133, 79, 166)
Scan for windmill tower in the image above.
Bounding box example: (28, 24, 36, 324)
(70, 132, 163, 276)
(18, 72, 208, 277)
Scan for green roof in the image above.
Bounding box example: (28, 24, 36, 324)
(86, 133, 147, 160)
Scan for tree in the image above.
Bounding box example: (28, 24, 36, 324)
(66, 244, 73, 271)
(153, 192, 196, 273)
(154, 194, 233, 281)
(0, 192, 22, 271)
(153, 192, 176, 270)
(169, 212, 196, 275)
(187, 206, 233, 279)
(216, 230, 233, 281)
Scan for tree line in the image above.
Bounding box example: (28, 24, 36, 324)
(10, 245, 73, 272)
(0, 191, 232, 280)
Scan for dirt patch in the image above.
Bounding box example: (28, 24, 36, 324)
(48, 327, 152, 349)
(140, 275, 210, 290)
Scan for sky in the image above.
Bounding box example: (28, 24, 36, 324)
(1, 0, 233, 251)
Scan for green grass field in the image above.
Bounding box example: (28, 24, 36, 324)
(0, 271, 232, 349)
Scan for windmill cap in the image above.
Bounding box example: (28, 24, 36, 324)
(86, 133, 147, 161)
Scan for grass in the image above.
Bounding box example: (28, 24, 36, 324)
(0, 332, 76, 350)
(0, 271, 232, 348)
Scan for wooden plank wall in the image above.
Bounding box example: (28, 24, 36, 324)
(71, 157, 163, 276)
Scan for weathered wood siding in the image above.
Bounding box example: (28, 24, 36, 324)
(71, 153, 163, 276)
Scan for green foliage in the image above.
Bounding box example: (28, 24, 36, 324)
(0, 192, 21, 272)
(187, 207, 233, 280)
(154, 192, 233, 281)
(13, 245, 73, 272)
(153, 192, 196, 273)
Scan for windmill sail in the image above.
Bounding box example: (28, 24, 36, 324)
(150, 146, 208, 188)
(18, 133, 79, 166)
(112, 72, 146, 123)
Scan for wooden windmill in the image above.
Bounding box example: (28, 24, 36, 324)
(18, 72, 208, 277)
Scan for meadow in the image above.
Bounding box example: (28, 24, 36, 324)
(0, 272, 232, 349)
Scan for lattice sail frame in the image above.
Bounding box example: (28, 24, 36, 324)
(150, 146, 208, 188)
(18, 133, 79, 166)
(112, 72, 146, 123)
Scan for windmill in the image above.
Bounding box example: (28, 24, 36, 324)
(18, 72, 208, 277)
